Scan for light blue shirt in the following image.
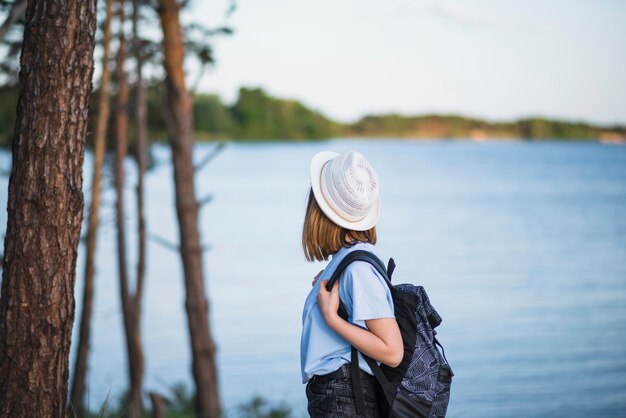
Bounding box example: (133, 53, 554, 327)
(300, 242, 395, 383)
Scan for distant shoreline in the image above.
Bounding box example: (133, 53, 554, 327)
(191, 88, 626, 142)
(188, 136, 626, 146)
(1, 85, 625, 147)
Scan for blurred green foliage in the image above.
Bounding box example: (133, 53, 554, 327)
(231, 87, 340, 140)
(194, 93, 236, 138)
(71, 384, 294, 418)
(347, 114, 626, 140)
(1, 84, 624, 149)
(237, 396, 292, 418)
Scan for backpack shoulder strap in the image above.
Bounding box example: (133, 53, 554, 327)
(325, 249, 391, 292)
(323, 249, 396, 413)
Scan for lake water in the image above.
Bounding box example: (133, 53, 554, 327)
(1, 139, 625, 417)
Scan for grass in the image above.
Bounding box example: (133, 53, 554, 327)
(67, 383, 295, 418)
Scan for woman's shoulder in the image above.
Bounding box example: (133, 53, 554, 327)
(342, 259, 388, 290)
(331, 242, 387, 287)
(343, 242, 382, 271)
(344, 259, 380, 276)
(341, 256, 394, 313)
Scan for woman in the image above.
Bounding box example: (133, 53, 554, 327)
(300, 150, 403, 417)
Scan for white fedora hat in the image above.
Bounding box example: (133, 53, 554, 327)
(310, 150, 380, 231)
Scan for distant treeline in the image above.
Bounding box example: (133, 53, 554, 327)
(347, 114, 626, 141)
(1, 84, 624, 148)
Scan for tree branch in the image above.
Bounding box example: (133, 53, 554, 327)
(147, 232, 179, 252)
(194, 142, 225, 172)
(197, 193, 213, 208)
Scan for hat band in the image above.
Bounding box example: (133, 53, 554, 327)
(320, 160, 369, 223)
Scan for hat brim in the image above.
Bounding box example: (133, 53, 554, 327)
(310, 151, 380, 231)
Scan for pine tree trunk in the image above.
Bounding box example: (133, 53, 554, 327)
(0, 1, 97, 417)
(69, 0, 114, 416)
(149, 392, 166, 418)
(131, 0, 148, 413)
(132, 0, 147, 310)
(157, 1, 221, 417)
(114, 2, 144, 416)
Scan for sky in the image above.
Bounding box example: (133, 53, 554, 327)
(186, 0, 626, 125)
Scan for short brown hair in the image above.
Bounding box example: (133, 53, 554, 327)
(302, 188, 377, 262)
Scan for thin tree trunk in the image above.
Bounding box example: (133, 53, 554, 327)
(0, 1, 97, 417)
(114, 2, 144, 417)
(149, 392, 166, 418)
(0, 0, 27, 42)
(132, 0, 147, 308)
(131, 0, 148, 412)
(157, 1, 221, 417)
(69, 0, 114, 416)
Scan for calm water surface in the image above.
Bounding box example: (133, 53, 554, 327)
(1, 139, 625, 417)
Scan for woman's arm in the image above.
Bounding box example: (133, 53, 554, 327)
(318, 280, 403, 368)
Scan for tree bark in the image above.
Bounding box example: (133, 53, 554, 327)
(132, 0, 147, 310)
(157, 1, 221, 417)
(69, 0, 114, 416)
(149, 392, 166, 418)
(114, 2, 145, 417)
(0, 1, 97, 417)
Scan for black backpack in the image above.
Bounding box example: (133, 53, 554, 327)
(326, 250, 453, 418)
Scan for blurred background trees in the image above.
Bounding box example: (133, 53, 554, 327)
(70, 0, 114, 415)
(0, 0, 232, 416)
(157, 0, 221, 416)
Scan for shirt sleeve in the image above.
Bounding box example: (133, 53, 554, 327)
(340, 260, 395, 322)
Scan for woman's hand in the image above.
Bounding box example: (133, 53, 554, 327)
(317, 280, 340, 325)
(317, 279, 403, 367)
